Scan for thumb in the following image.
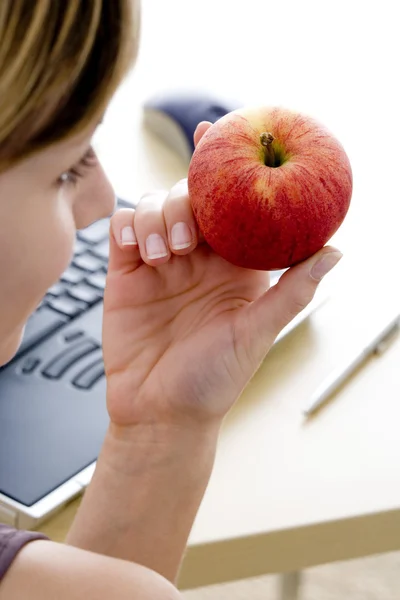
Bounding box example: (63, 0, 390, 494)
(238, 246, 343, 365)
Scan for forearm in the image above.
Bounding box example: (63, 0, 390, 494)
(66, 420, 220, 583)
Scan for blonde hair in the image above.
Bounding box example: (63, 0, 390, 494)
(0, 0, 140, 169)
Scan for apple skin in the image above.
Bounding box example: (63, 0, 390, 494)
(188, 106, 352, 270)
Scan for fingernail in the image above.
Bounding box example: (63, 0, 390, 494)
(310, 251, 343, 281)
(121, 226, 137, 245)
(146, 233, 168, 259)
(171, 222, 192, 250)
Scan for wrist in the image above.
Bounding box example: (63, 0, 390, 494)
(101, 419, 222, 478)
(69, 418, 221, 580)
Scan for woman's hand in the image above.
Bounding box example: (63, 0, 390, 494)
(103, 122, 342, 431)
(70, 124, 342, 579)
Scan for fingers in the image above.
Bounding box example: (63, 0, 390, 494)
(108, 120, 212, 274)
(108, 208, 141, 274)
(109, 180, 200, 272)
(238, 246, 343, 365)
(163, 180, 198, 254)
(133, 190, 171, 264)
(194, 121, 212, 147)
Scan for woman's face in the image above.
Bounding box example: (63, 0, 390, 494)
(0, 125, 115, 365)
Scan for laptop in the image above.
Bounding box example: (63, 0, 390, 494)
(0, 198, 328, 530)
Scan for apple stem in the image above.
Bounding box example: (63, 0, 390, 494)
(260, 132, 275, 167)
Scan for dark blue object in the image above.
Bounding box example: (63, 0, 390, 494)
(143, 90, 241, 160)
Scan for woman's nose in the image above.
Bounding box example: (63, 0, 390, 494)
(74, 162, 116, 229)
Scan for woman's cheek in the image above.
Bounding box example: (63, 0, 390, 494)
(33, 191, 77, 300)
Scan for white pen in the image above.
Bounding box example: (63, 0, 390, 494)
(303, 312, 400, 417)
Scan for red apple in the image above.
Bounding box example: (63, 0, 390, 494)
(188, 106, 352, 270)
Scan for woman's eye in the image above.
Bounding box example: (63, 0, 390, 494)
(58, 171, 78, 185)
(57, 146, 98, 187)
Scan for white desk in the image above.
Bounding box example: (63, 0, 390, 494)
(40, 1, 400, 597)
(40, 280, 400, 598)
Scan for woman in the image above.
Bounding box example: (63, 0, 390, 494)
(0, 1, 342, 598)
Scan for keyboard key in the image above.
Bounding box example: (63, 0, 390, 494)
(67, 283, 102, 305)
(47, 282, 66, 297)
(86, 271, 107, 290)
(18, 308, 68, 355)
(21, 357, 41, 374)
(42, 340, 99, 379)
(72, 359, 105, 390)
(73, 253, 105, 273)
(48, 296, 88, 317)
(61, 266, 86, 285)
(64, 330, 85, 343)
(91, 239, 109, 261)
(74, 239, 88, 255)
(77, 219, 109, 245)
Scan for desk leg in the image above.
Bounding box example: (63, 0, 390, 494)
(279, 571, 301, 600)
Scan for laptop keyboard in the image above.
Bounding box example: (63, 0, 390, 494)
(16, 197, 285, 363)
(16, 208, 116, 360)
